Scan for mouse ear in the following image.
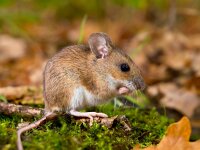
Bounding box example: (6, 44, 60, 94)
(88, 32, 113, 59)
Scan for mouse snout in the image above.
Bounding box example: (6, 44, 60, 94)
(133, 76, 146, 91)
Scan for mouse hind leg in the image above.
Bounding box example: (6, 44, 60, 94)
(69, 109, 108, 126)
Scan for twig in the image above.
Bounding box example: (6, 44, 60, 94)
(0, 102, 43, 117)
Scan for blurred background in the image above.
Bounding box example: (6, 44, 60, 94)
(0, 0, 200, 138)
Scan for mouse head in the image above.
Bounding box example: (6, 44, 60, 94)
(88, 32, 145, 95)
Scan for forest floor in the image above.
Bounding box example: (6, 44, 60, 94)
(0, 1, 200, 149)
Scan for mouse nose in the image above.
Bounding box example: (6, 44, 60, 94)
(133, 76, 146, 91)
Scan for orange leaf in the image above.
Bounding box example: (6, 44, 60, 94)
(134, 116, 200, 150)
(165, 116, 191, 141)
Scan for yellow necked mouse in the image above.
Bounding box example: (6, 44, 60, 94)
(17, 32, 145, 150)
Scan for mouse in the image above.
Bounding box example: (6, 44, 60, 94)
(17, 32, 145, 150)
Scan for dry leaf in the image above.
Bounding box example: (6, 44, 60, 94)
(147, 83, 200, 117)
(188, 34, 200, 49)
(134, 116, 200, 150)
(191, 53, 200, 76)
(160, 86, 200, 117)
(0, 86, 43, 104)
(164, 52, 192, 71)
(185, 75, 200, 95)
(0, 35, 26, 62)
(142, 64, 170, 84)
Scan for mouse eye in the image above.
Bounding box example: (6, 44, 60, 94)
(120, 63, 130, 72)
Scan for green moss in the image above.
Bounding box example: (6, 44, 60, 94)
(0, 104, 172, 150)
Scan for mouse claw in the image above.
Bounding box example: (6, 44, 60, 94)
(87, 115, 94, 126)
(89, 118, 93, 126)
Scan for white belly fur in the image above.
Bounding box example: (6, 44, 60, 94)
(70, 86, 99, 110)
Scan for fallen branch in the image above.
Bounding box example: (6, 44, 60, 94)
(75, 115, 132, 131)
(0, 102, 132, 130)
(0, 102, 43, 117)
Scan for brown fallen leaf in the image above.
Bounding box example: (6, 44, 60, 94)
(0, 86, 37, 100)
(0, 35, 27, 62)
(185, 76, 200, 95)
(191, 58, 200, 81)
(0, 86, 43, 104)
(142, 64, 170, 84)
(147, 83, 200, 117)
(188, 34, 200, 49)
(160, 86, 200, 117)
(164, 51, 192, 71)
(134, 116, 200, 150)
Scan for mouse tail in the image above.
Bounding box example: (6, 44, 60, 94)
(17, 112, 57, 150)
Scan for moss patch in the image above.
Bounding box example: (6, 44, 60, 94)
(0, 104, 172, 150)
